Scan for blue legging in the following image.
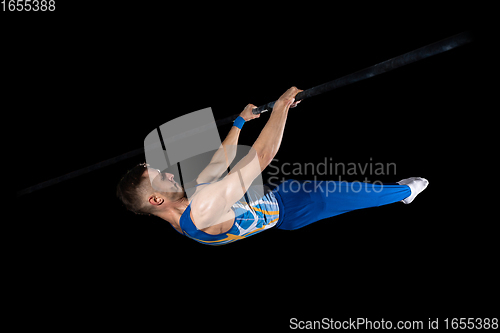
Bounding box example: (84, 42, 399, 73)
(273, 180, 411, 230)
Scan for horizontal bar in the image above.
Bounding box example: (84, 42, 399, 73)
(252, 31, 473, 114)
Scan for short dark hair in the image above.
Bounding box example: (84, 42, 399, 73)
(116, 163, 154, 215)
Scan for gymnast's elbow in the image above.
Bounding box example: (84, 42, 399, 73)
(251, 142, 277, 171)
(256, 151, 275, 171)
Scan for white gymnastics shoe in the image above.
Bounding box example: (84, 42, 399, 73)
(397, 177, 429, 204)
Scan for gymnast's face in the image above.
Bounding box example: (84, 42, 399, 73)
(144, 167, 185, 201)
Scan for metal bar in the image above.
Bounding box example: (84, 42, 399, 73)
(252, 31, 473, 114)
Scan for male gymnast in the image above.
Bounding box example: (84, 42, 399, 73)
(117, 87, 428, 245)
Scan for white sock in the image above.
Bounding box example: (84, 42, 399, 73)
(397, 177, 429, 204)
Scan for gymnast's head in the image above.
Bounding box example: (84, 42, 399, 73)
(116, 163, 185, 216)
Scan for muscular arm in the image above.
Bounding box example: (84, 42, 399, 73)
(192, 87, 302, 229)
(251, 100, 291, 170)
(234, 86, 302, 173)
(195, 104, 260, 184)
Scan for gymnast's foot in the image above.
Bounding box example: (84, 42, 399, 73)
(397, 177, 429, 204)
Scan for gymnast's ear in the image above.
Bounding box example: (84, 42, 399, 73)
(148, 195, 164, 206)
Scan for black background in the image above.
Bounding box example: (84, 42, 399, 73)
(8, 3, 495, 330)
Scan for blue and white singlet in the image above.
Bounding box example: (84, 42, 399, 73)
(178, 185, 283, 245)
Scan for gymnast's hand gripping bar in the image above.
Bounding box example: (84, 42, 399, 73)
(251, 31, 473, 115)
